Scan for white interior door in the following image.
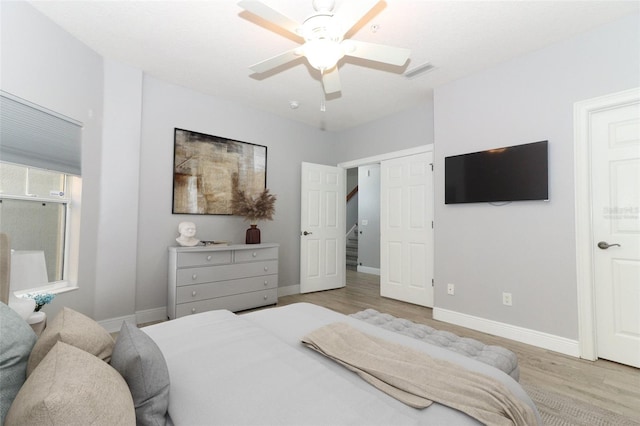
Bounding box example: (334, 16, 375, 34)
(380, 152, 434, 307)
(300, 162, 345, 293)
(591, 96, 640, 368)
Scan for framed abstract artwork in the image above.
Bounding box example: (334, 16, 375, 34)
(172, 128, 267, 215)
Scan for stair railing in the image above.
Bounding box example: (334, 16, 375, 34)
(346, 185, 358, 202)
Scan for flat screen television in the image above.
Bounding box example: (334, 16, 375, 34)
(444, 141, 548, 204)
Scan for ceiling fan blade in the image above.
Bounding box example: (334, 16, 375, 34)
(322, 68, 341, 94)
(343, 40, 410, 66)
(238, 0, 301, 38)
(249, 48, 301, 73)
(334, 0, 380, 37)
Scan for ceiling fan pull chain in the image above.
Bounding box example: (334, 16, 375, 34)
(320, 71, 327, 112)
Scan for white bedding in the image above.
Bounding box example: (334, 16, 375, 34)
(143, 303, 540, 425)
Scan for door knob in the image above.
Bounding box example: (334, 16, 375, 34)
(598, 241, 621, 250)
(302, 231, 313, 236)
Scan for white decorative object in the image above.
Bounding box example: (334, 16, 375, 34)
(27, 310, 47, 336)
(176, 222, 200, 247)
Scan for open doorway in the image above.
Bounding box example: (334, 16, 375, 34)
(339, 145, 434, 307)
(345, 166, 381, 275)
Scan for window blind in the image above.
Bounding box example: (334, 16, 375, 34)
(0, 91, 82, 176)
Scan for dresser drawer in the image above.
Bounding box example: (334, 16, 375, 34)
(176, 275, 277, 303)
(177, 251, 231, 268)
(168, 244, 279, 320)
(176, 288, 278, 317)
(235, 247, 278, 262)
(176, 260, 278, 286)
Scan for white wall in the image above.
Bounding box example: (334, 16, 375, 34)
(358, 164, 380, 270)
(433, 14, 640, 340)
(93, 60, 143, 321)
(135, 76, 334, 313)
(1, 1, 104, 318)
(335, 100, 434, 162)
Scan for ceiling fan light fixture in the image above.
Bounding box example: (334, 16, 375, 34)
(240, 0, 409, 95)
(341, 39, 356, 54)
(312, 0, 335, 13)
(304, 39, 344, 71)
(301, 14, 338, 41)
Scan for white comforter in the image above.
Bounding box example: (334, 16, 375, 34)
(143, 303, 540, 425)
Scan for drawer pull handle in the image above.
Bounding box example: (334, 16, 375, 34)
(192, 274, 197, 280)
(191, 308, 196, 314)
(192, 291, 197, 297)
(264, 280, 268, 286)
(206, 255, 212, 261)
(252, 252, 257, 257)
(263, 295, 268, 300)
(264, 266, 268, 271)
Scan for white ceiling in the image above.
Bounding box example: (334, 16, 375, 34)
(28, 0, 639, 131)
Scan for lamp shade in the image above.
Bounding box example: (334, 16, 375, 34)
(10, 250, 49, 292)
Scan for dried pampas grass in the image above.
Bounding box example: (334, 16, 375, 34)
(231, 174, 276, 222)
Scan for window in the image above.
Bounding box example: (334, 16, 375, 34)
(0, 163, 80, 293)
(0, 91, 83, 294)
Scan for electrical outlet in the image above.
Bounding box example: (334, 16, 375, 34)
(502, 292, 512, 306)
(447, 283, 455, 295)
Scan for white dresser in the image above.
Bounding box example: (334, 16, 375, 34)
(167, 243, 278, 319)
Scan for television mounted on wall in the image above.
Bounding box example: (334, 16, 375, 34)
(444, 141, 548, 204)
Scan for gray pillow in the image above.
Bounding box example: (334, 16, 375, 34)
(0, 302, 37, 425)
(111, 321, 170, 426)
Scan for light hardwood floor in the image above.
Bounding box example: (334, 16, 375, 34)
(277, 270, 640, 421)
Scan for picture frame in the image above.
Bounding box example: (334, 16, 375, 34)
(172, 128, 267, 215)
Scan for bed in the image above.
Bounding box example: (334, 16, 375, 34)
(143, 302, 541, 425)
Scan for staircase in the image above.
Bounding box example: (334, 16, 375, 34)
(346, 225, 358, 271)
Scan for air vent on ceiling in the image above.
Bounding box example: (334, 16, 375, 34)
(404, 62, 436, 79)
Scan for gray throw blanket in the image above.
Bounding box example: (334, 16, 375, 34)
(302, 322, 539, 426)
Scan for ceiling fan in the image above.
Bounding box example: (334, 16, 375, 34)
(238, 0, 410, 94)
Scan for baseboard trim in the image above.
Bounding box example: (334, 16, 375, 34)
(136, 307, 168, 326)
(98, 314, 136, 333)
(98, 307, 170, 333)
(357, 266, 381, 276)
(278, 284, 300, 297)
(433, 307, 580, 357)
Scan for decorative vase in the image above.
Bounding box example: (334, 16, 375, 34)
(245, 224, 261, 244)
(27, 311, 47, 337)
